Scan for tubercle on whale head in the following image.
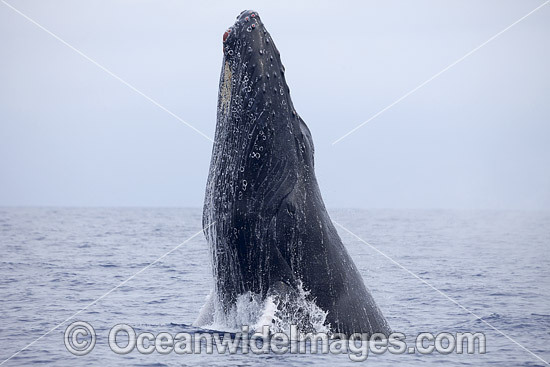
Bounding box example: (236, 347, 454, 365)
(222, 29, 231, 43)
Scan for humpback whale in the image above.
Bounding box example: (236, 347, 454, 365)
(201, 10, 390, 336)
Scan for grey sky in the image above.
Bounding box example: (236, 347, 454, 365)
(1, 0, 549, 210)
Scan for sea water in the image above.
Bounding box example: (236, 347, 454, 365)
(0, 208, 548, 366)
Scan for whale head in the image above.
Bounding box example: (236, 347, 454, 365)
(217, 10, 296, 129)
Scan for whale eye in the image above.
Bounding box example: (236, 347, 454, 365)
(251, 13, 256, 18)
(245, 16, 249, 21)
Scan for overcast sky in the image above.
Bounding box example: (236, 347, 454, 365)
(1, 0, 549, 210)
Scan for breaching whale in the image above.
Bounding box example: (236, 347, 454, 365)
(201, 10, 390, 336)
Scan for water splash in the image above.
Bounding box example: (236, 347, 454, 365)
(195, 282, 329, 336)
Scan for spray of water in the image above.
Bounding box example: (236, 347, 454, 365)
(195, 282, 330, 336)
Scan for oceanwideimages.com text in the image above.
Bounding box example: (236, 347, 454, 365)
(65, 321, 486, 361)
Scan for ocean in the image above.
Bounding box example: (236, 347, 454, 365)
(0, 207, 548, 366)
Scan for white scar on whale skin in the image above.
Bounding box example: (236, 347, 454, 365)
(220, 61, 232, 115)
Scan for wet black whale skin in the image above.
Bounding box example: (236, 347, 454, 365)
(203, 10, 390, 336)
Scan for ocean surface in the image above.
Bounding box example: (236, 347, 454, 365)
(0, 208, 548, 366)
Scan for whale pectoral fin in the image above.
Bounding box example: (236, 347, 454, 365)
(267, 236, 297, 290)
(193, 290, 215, 327)
(265, 216, 298, 292)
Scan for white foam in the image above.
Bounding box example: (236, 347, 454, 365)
(195, 282, 330, 335)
